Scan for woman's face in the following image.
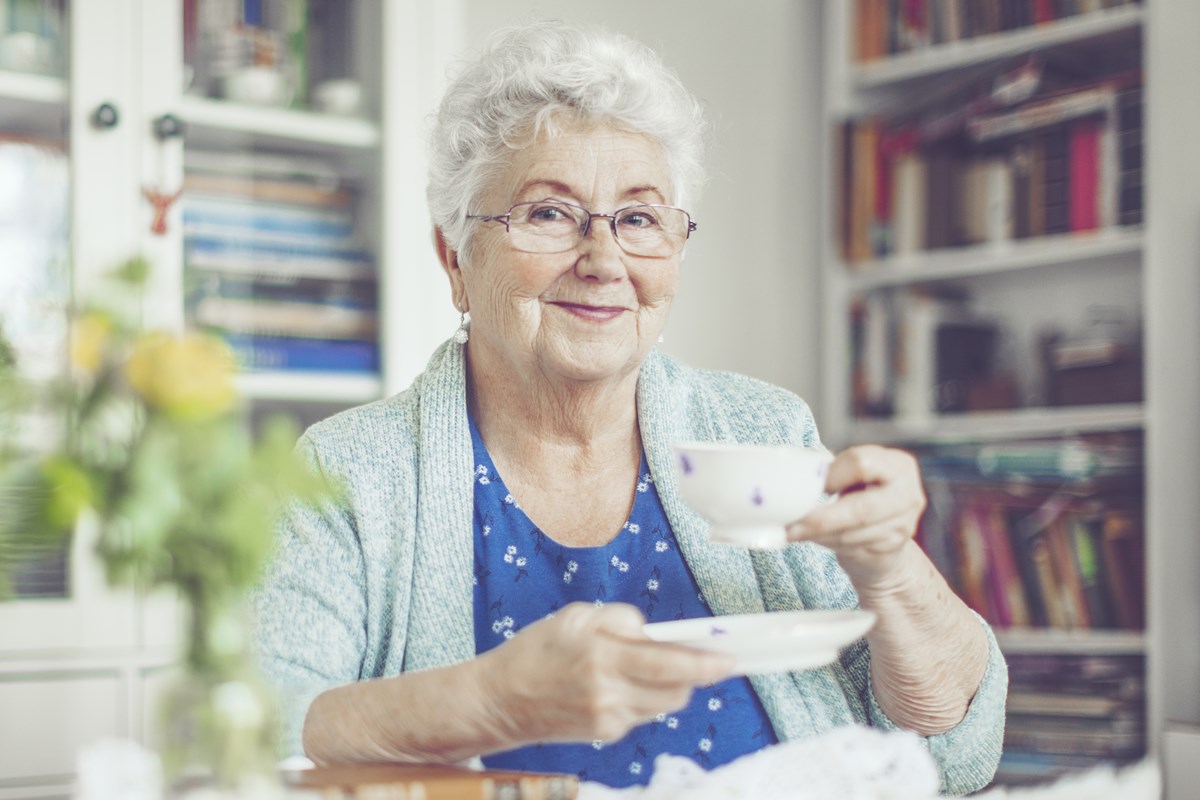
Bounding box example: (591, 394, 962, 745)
(446, 122, 682, 388)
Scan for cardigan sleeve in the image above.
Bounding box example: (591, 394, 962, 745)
(826, 552, 1008, 796)
(249, 434, 370, 759)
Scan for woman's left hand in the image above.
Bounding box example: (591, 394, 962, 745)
(786, 445, 927, 592)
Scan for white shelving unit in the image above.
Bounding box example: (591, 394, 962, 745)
(0, 2, 464, 795)
(822, 3, 1200, 794)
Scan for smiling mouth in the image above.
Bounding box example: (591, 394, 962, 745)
(551, 301, 628, 320)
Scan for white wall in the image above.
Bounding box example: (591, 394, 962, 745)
(457, 1, 825, 408)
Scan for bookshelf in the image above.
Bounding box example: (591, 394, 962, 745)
(0, 2, 464, 797)
(852, 3, 1145, 92)
(822, 0, 1200, 791)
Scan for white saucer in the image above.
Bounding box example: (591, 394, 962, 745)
(643, 609, 876, 675)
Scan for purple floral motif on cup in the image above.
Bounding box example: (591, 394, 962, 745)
(817, 460, 829, 479)
(710, 625, 728, 637)
(679, 453, 694, 475)
(751, 487, 764, 506)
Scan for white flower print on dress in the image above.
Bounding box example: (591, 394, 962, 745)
(655, 540, 669, 553)
(503, 493, 518, 507)
(628, 523, 640, 534)
(629, 762, 642, 775)
(475, 465, 491, 485)
(482, 525, 491, 537)
(610, 556, 620, 567)
(591, 740, 604, 750)
(593, 598, 605, 607)
(491, 615, 515, 637)
(516, 557, 527, 567)
(698, 738, 713, 753)
(567, 561, 579, 573)
(647, 578, 659, 591)
(618, 561, 629, 573)
(504, 544, 517, 564)
(708, 697, 722, 711)
(666, 717, 679, 729)
(655, 713, 666, 723)
(562, 571, 573, 583)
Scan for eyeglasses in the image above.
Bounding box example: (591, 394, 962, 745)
(467, 199, 697, 258)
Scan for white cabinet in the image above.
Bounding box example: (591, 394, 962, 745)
(0, 1, 462, 794)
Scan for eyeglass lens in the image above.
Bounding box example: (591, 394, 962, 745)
(507, 200, 689, 257)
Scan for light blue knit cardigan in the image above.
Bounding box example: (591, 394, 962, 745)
(251, 338, 1006, 795)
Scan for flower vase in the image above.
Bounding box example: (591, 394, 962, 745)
(156, 592, 279, 796)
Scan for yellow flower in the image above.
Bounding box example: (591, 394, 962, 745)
(125, 332, 237, 420)
(70, 313, 113, 373)
(41, 456, 94, 530)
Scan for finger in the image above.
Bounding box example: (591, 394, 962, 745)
(794, 480, 918, 538)
(592, 602, 649, 638)
(607, 638, 734, 688)
(799, 518, 913, 554)
(824, 445, 917, 495)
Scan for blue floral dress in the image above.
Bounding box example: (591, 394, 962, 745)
(470, 418, 778, 787)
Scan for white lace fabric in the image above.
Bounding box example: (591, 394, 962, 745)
(577, 724, 1161, 800)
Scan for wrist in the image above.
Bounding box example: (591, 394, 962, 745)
(468, 647, 525, 752)
(845, 541, 932, 609)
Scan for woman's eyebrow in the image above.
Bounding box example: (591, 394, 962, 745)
(515, 179, 578, 199)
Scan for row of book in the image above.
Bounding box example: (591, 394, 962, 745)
(916, 435, 1145, 631)
(855, 0, 1142, 62)
(838, 60, 1143, 263)
(184, 0, 357, 110)
(183, 149, 380, 375)
(851, 288, 1015, 421)
(850, 286, 1142, 421)
(998, 652, 1145, 784)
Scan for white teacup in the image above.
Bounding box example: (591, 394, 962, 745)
(673, 442, 832, 549)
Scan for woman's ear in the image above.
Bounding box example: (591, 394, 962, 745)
(435, 227, 469, 313)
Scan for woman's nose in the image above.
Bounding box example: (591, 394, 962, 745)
(575, 217, 627, 281)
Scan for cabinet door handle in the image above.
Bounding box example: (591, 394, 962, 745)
(153, 113, 186, 140)
(90, 102, 120, 130)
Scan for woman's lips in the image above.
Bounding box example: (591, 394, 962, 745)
(551, 302, 627, 321)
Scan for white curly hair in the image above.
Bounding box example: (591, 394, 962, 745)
(426, 19, 709, 260)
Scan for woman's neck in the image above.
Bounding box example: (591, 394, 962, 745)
(465, 348, 641, 474)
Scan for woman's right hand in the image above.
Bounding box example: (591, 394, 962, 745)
(472, 602, 734, 748)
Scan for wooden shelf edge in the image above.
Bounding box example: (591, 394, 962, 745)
(178, 96, 380, 150)
(995, 628, 1146, 655)
(845, 227, 1143, 291)
(852, 4, 1144, 89)
(848, 403, 1145, 445)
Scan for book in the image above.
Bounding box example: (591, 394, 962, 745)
(218, 333, 380, 373)
(183, 196, 357, 240)
(1068, 119, 1100, 231)
(1006, 689, 1137, 717)
(284, 762, 579, 800)
(184, 171, 353, 209)
(187, 270, 377, 309)
(195, 296, 378, 340)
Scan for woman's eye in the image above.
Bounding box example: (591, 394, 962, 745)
(617, 209, 660, 229)
(527, 204, 572, 223)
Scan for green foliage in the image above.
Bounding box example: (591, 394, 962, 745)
(0, 259, 336, 672)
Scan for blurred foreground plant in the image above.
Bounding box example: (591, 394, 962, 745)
(0, 258, 333, 789)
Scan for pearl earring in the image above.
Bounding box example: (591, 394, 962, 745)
(454, 312, 470, 344)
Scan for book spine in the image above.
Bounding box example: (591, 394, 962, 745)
(1068, 120, 1100, 231)
(218, 333, 380, 373)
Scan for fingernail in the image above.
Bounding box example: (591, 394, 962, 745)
(787, 522, 810, 540)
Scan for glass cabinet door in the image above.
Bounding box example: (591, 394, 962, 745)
(137, 0, 387, 434)
(0, 0, 143, 655)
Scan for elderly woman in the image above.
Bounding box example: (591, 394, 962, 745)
(252, 19, 1006, 794)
